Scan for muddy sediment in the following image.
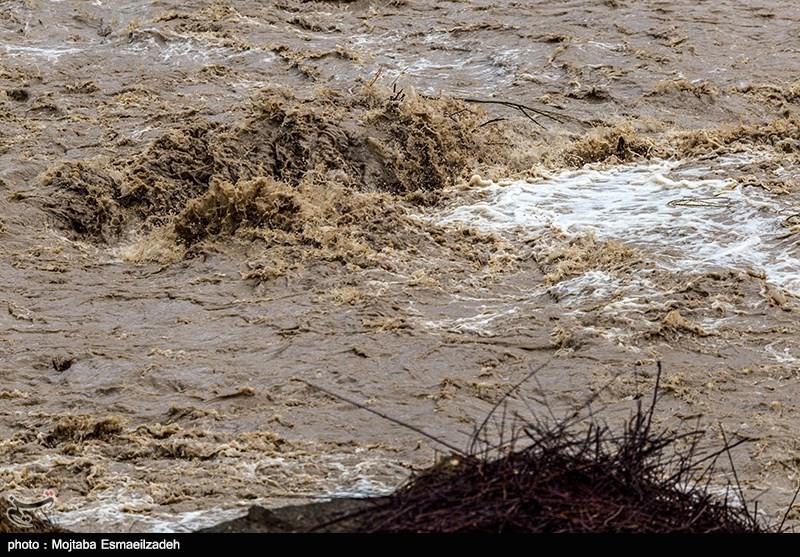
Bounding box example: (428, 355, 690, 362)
(1, 0, 800, 533)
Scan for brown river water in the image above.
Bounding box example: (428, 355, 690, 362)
(1, 0, 799, 532)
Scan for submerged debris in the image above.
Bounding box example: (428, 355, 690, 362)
(296, 365, 775, 534)
(351, 416, 762, 533)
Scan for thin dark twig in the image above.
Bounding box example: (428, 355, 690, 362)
(779, 484, 800, 532)
(447, 107, 473, 120)
(644, 361, 662, 438)
(301, 380, 466, 456)
(478, 117, 508, 128)
(469, 357, 553, 454)
(457, 97, 574, 125)
(719, 425, 757, 528)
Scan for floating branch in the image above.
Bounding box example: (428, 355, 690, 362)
(300, 380, 466, 456)
(388, 81, 406, 103)
(457, 97, 577, 127)
(304, 361, 777, 533)
(477, 117, 508, 128)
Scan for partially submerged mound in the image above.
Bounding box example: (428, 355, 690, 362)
(346, 368, 771, 533)
(354, 420, 760, 533)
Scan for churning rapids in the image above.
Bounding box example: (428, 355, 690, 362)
(1, 0, 799, 532)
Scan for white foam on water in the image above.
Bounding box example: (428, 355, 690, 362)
(587, 40, 629, 53)
(2, 45, 83, 61)
(346, 31, 517, 93)
(423, 306, 520, 337)
(326, 458, 406, 499)
(40, 452, 402, 533)
(764, 342, 799, 364)
(546, 270, 623, 303)
(51, 496, 247, 534)
(441, 159, 799, 293)
(159, 41, 218, 64)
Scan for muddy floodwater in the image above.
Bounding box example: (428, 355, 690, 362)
(1, 0, 799, 532)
